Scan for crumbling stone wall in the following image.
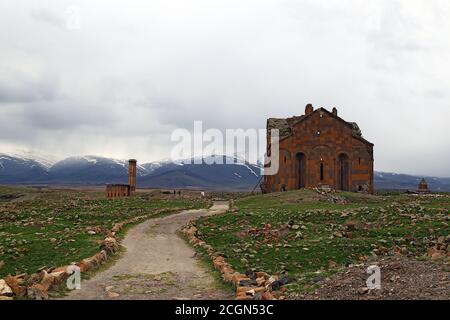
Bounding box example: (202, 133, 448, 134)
(105, 159, 137, 198)
(106, 184, 131, 198)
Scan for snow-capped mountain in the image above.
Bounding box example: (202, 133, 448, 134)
(140, 159, 170, 174)
(0, 153, 263, 190)
(1, 152, 450, 191)
(0, 153, 50, 183)
(139, 155, 262, 190)
(9, 150, 58, 169)
(47, 156, 150, 184)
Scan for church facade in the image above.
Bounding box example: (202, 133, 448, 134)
(261, 104, 374, 193)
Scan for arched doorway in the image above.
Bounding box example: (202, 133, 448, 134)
(337, 153, 349, 191)
(296, 153, 306, 189)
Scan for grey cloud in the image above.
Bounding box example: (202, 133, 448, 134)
(0, 0, 449, 175)
(30, 6, 66, 29)
(18, 101, 117, 130)
(0, 76, 58, 103)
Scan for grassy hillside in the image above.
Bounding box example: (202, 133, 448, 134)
(195, 190, 449, 295)
(0, 186, 208, 278)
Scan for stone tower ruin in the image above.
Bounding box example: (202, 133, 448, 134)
(106, 159, 138, 198)
(128, 159, 137, 194)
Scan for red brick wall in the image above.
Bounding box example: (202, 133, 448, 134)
(106, 185, 131, 198)
(263, 108, 374, 193)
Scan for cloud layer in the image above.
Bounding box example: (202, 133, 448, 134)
(0, 0, 449, 176)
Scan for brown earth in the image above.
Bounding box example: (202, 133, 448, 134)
(62, 202, 233, 300)
(300, 257, 450, 300)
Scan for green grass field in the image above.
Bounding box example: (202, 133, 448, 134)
(195, 190, 449, 294)
(0, 186, 207, 278)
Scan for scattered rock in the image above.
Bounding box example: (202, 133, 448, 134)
(77, 260, 91, 273)
(311, 276, 325, 283)
(236, 292, 253, 300)
(431, 252, 444, 261)
(27, 284, 48, 300)
(253, 292, 263, 300)
(236, 286, 255, 295)
(4, 275, 27, 297)
(102, 237, 119, 254)
(0, 279, 13, 297)
(262, 291, 276, 300)
(345, 221, 358, 231)
(358, 287, 369, 295)
(50, 270, 69, 284)
(256, 272, 270, 279)
(256, 277, 266, 286)
(40, 271, 56, 291)
(106, 291, 120, 298)
(239, 279, 258, 287)
(27, 272, 44, 286)
(245, 270, 257, 280)
(328, 261, 338, 269)
(271, 276, 289, 290)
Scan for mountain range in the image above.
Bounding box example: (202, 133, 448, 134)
(0, 153, 262, 191)
(1, 152, 449, 191)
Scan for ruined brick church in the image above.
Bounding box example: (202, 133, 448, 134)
(261, 104, 374, 193)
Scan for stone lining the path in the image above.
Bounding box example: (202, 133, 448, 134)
(0, 207, 183, 300)
(181, 223, 288, 301)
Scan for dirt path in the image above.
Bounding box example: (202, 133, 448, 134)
(63, 202, 233, 300)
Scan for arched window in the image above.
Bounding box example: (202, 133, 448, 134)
(338, 154, 350, 191)
(320, 163, 324, 181)
(296, 153, 306, 189)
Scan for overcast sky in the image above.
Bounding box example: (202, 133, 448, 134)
(0, 0, 449, 176)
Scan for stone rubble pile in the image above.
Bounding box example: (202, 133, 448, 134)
(182, 223, 290, 300)
(246, 223, 290, 244)
(0, 208, 181, 300)
(427, 235, 450, 260)
(313, 187, 347, 204)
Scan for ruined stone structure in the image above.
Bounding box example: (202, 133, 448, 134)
(106, 159, 137, 198)
(106, 184, 131, 198)
(261, 105, 374, 193)
(128, 159, 137, 193)
(418, 178, 429, 193)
